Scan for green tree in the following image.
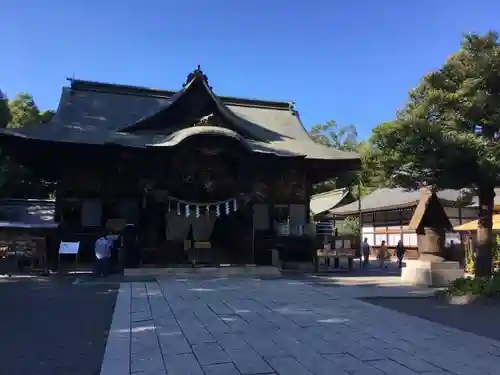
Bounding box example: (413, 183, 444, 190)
(309, 121, 386, 197)
(309, 121, 359, 151)
(337, 216, 360, 236)
(8, 92, 40, 128)
(0, 92, 55, 198)
(309, 121, 359, 194)
(0, 90, 10, 128)
(371, 32, 500, 277)
(39, 109, 55, 124)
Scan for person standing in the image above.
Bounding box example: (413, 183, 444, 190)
(377, 240, 389, 268)
(361, 238, 371, 269)
(119, 224, 140, 268)
(396, 240, 406, 268)
(94, 233, 111, 277)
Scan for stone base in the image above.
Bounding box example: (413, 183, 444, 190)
(401, 260, 464, 287)
(124, 265, 282, 279)
(282, 262, 315, 272)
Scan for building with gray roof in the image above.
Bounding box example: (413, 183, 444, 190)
(328, 187, 496, 250)
(0, 67, 360, 266)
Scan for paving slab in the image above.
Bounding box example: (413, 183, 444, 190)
(99, 276, 500, 375)
(0, 277, 118, 375)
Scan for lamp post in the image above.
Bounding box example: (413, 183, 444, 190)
(357, 178, 363, 268)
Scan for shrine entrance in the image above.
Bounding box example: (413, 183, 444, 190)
(138, 135, 256, 266)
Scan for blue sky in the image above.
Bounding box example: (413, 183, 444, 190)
(1, 0, 498, 138)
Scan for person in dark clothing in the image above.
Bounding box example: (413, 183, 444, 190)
(396, 240, 406, 268)
(118, 224, 140, 268)
(361, 238, 371, 269)
(108, 234, 121, 274)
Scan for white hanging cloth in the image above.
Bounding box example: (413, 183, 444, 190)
(191, 214, 217, 241)
(185, 204, 190, 217)
(225, 201, 230, 215)
(233, 199, 237, 212)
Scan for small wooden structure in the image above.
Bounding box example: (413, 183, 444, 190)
(408, 187, 452, 260)
(315, 234, 358, 271)
(0, 199, 58, 274)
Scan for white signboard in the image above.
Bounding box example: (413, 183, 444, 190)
(59, 241, 80, 255)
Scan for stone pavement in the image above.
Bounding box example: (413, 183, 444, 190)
(0, 276, 118, 375)
(100, 277, 500, 375)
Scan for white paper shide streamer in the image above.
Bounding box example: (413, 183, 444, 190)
(168, 195, 243, 218)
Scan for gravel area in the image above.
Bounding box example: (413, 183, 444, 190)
(362, 296, 500, 342)
(0, 276, 118, 375)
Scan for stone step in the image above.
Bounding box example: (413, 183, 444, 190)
(124, 265, 282, 278)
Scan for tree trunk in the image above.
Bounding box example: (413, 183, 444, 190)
(475, 183, 495, 278)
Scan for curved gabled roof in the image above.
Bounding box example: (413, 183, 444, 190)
(0, 68, 361, 164)
(310, 188, 351, 216)
(147, 126, 253, 150)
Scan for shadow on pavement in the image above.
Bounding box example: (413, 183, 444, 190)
(0, 277, 119, 375)
(361, 296, 500, 342)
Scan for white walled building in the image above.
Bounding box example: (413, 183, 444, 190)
(328, 188, 500, 249)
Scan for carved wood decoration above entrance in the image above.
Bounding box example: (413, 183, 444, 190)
(164, 145, 250, 203)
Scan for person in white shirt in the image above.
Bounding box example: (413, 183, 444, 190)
(94, 234, 111, 277)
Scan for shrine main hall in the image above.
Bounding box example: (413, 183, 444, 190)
(0, 67, 359, 266)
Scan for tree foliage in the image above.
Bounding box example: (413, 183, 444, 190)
(0, 90, 10, 128)
(39, 109, 55, 124)
(8, 92, 41, 128)
(0, 90, 55, 198)
(371, 31, 500, 277)
(337, 216, 360, 236)
(309, 121, 386, 197)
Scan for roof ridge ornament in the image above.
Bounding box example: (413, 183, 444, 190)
(183, 65, 212, 89)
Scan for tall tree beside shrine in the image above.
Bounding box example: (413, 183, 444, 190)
(8, 92, 41, 128)
(0, 90, 10, 128)
(0, 91, 55, 197)
(371, 31, 500, 277)
(309, 121, 385, 197)
(39, 109, 55, 124)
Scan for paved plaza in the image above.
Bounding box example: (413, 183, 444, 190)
(0, 276, 118, 375)
(100, 277, 500, 375)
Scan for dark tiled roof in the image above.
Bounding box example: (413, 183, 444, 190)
(408, 190, 452, 231)
(0, 199, 57, 228)
(330, 188, 479, 216)
(0, 75, 360, 163)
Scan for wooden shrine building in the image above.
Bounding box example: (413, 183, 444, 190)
(0, 67, 360, 266)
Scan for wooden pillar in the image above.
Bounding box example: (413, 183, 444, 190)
(399, 210, 404, 241)
(373, 212, 376, 245)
